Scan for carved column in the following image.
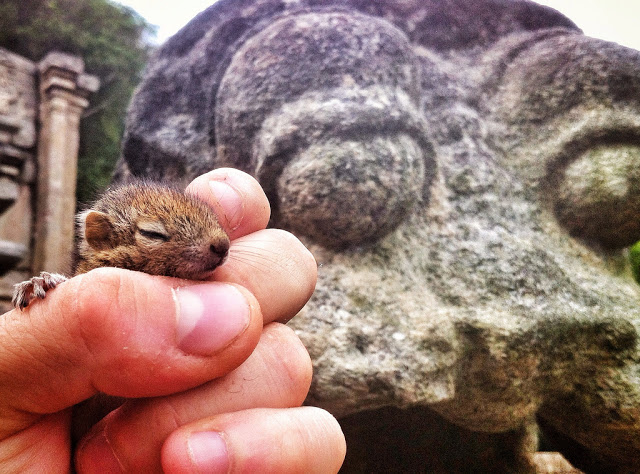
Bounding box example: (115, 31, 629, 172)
(32, 53, 99, 274)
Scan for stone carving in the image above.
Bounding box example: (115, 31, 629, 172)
(0, 50, 98, 312)
(0, 49, 37, 150)
(117, 0, 640, 470)
(0, 49, 39, 309)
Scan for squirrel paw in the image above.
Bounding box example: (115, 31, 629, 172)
(12, 272, 68, 310)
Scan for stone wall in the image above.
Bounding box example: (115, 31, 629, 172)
(0, 49, 98, 312)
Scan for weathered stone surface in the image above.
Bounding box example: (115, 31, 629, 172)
(0, 48, 37, 288)
(0, 49, 37, 150)
(118, 0, 640, 470)
(0, 182, 32, 261)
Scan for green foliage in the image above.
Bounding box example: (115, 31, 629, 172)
(629, 241, 640, 284)
(0, 0, 155, 202)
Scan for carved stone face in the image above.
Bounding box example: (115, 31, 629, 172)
(118, 0, 640, 469)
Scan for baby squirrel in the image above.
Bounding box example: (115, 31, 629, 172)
(12, 181, 230, 309)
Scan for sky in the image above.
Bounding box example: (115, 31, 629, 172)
(114, 0, 640, 52)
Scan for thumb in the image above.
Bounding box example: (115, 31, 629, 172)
(0, 267, 262, 438)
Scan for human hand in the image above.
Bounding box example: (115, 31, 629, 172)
(0, 168, 346, 473)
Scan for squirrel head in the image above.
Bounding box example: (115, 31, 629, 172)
(76, 182, 230, 279)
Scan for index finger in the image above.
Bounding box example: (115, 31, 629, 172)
(185, 168, 271, 240)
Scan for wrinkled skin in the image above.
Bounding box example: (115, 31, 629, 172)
(117, 0, 640, 471)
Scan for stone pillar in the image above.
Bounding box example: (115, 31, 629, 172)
(32, 52, 99, 274)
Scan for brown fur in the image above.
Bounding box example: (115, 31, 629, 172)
(75, 182, 230, 279)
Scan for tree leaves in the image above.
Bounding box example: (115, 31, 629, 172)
(0, 0, 155, 203)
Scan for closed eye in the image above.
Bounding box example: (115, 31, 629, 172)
(136, 219, 170, 242)
(137, 228, 170, 241)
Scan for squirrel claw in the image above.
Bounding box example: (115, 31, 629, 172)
(12, 272, 68, 310)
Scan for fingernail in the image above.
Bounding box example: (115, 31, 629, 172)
(210, 179, 244, 231)
(174, 283, 250, 355)
(187, 431, 230, 473)
(76, 428, 124, 473)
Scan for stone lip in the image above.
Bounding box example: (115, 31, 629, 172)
(117, 0, 640, 470)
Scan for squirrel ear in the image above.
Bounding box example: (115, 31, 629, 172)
(83, 211, 114, 250)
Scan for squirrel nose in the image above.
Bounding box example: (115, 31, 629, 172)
(209, 240, 230, 263)
(202, 242, 229, 272)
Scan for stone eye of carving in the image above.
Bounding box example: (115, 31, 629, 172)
(136, 222, 170, 242)
(552, 142, 640, 248)
(276, 134, 431, 249)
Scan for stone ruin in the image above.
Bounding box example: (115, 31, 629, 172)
(0, 50, 98, 312)
(115, 0, 640, 471)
